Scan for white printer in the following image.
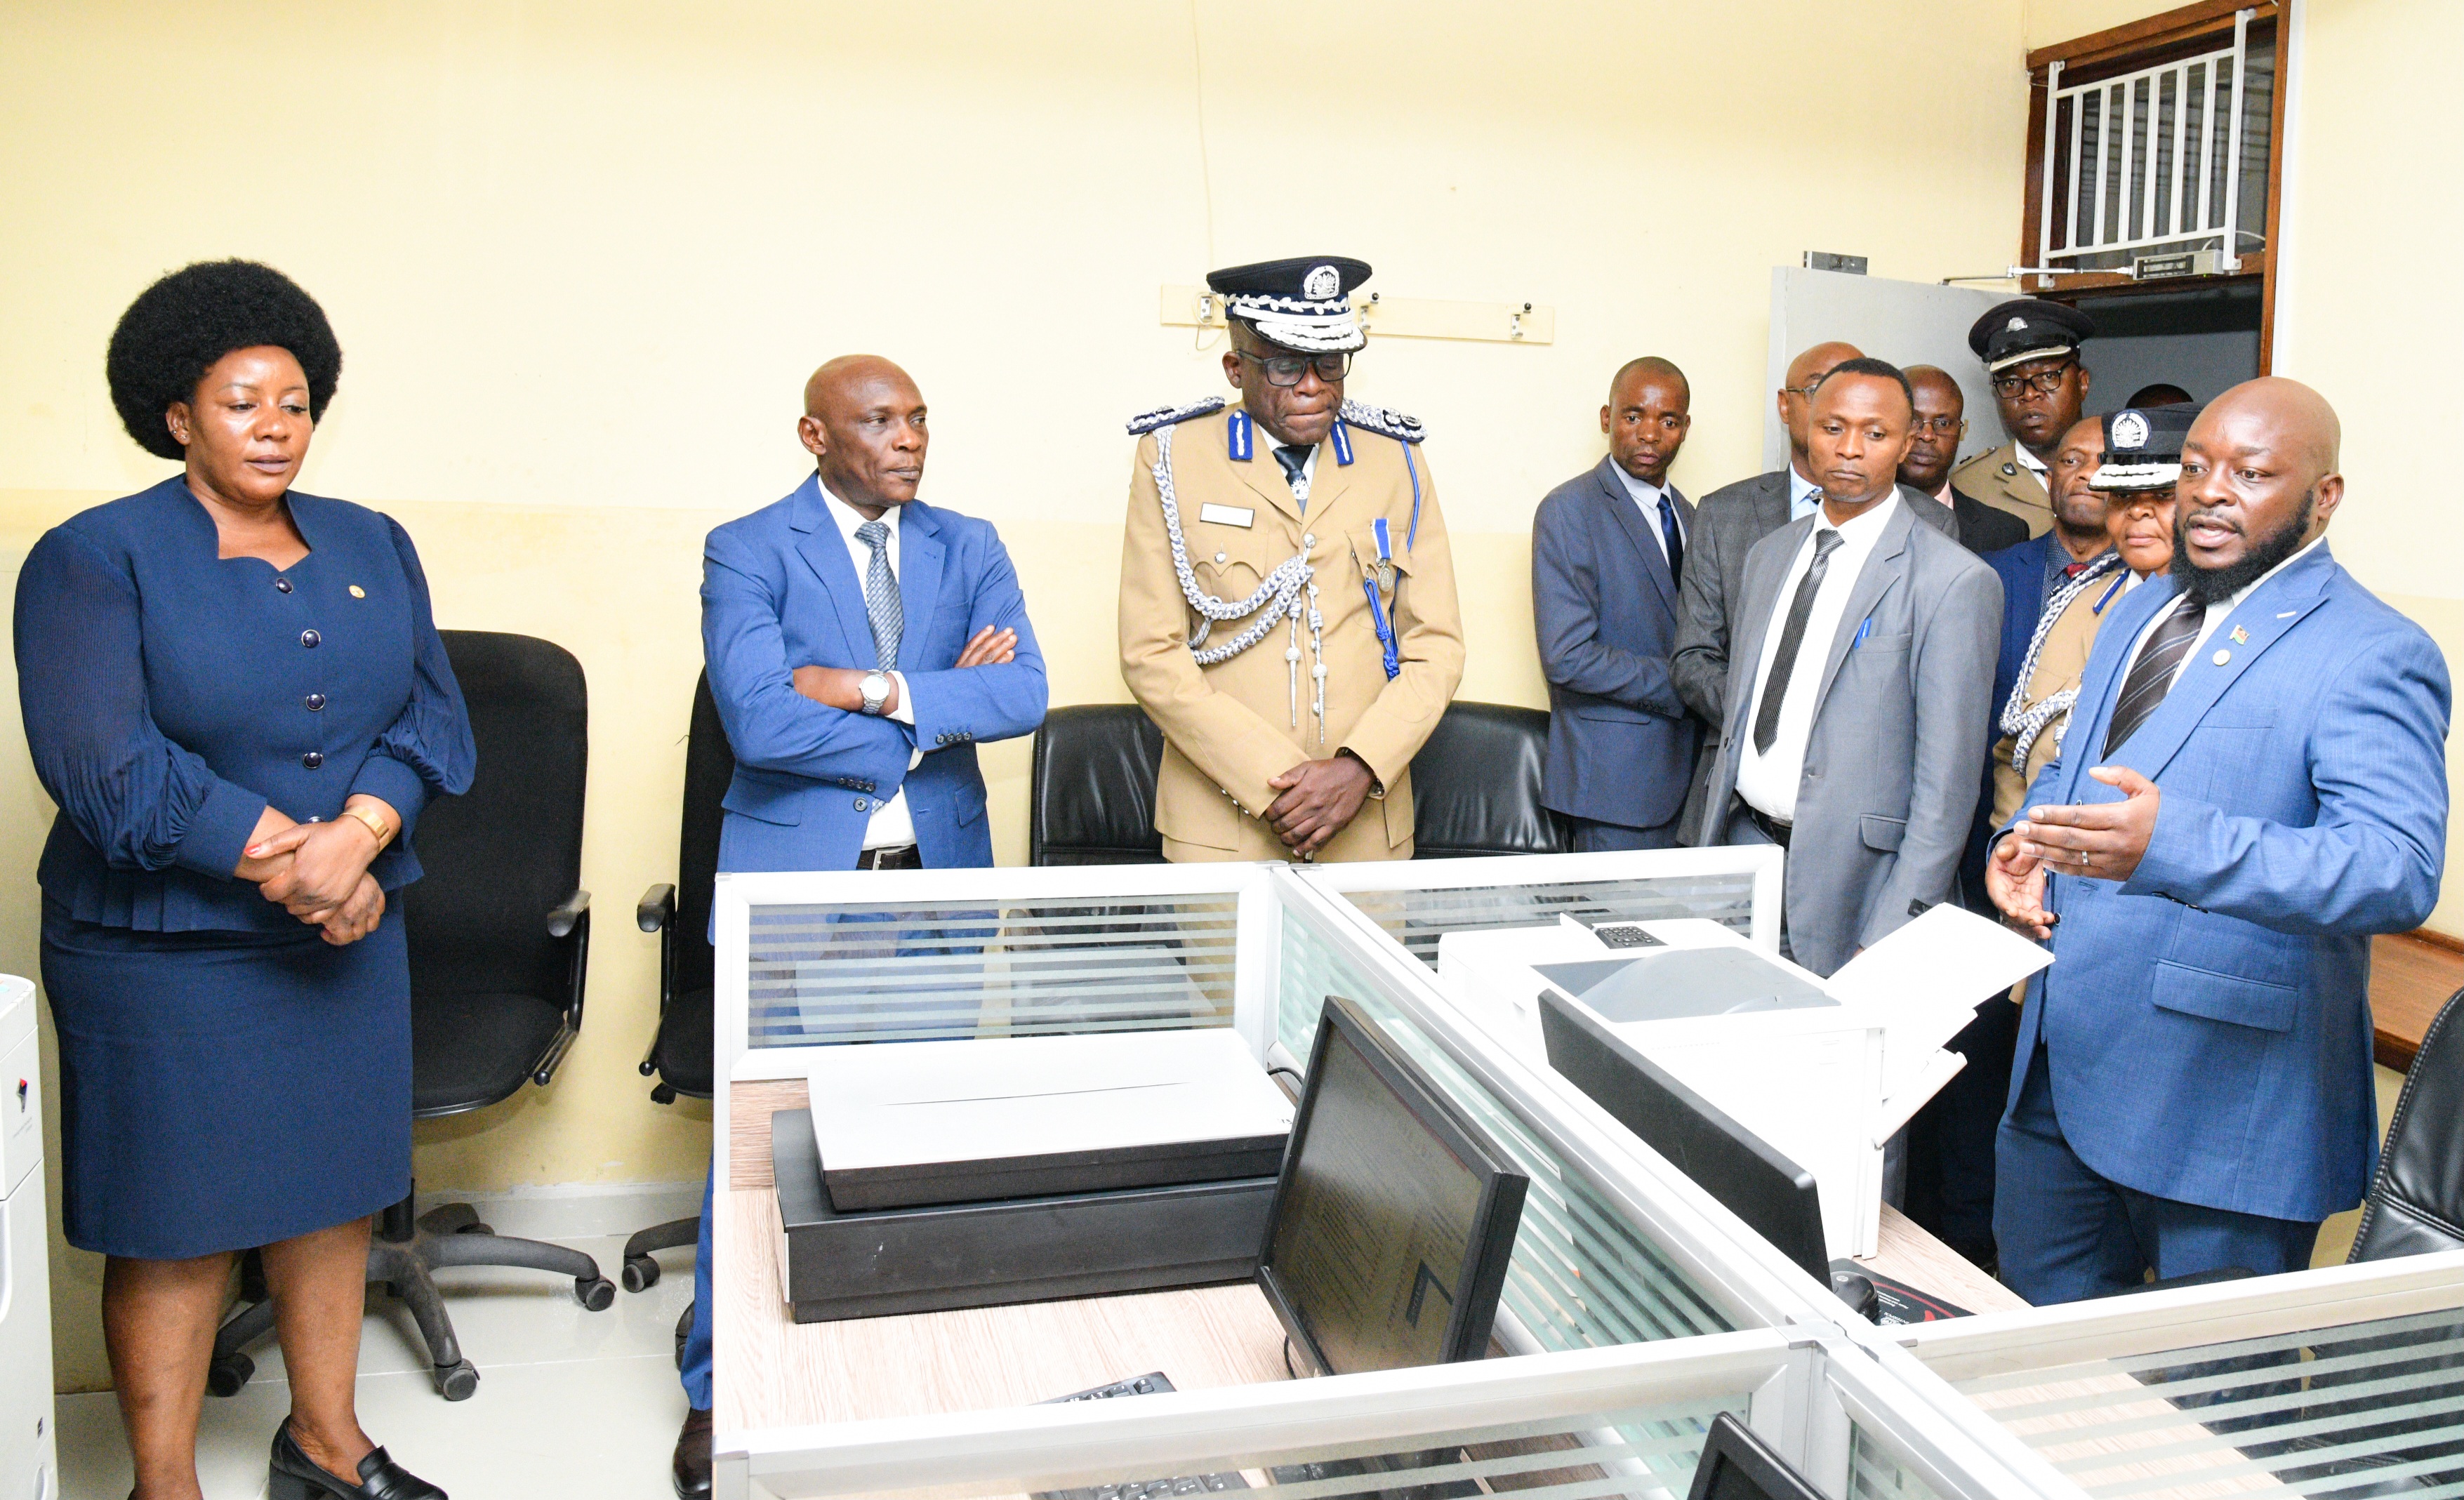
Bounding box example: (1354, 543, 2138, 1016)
(1435, 908, 2050, 1260)
(0, 974, 58, 1500)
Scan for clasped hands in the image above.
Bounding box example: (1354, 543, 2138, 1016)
(1987, 764, 2161, 939)
(790, 625, 1017, 712)
(1265, 751, 1376, 859)
(236, 795, 399, 946)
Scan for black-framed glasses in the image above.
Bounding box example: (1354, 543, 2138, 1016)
(1239, 350, 1351, 387)
(1991, 361, 2079, 399)
(1780, 381, 1824, 401)
(1912, 416, 1968, 437)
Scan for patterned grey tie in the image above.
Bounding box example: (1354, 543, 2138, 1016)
(854, 519, 901, 672)
(2102, 592, 2204, 757)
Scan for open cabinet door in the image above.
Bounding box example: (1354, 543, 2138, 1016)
(1762, 268, 2012, 472)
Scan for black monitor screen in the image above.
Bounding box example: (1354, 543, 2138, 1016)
(1258, 997, 1527, 1376)
(1687, 1414, 1829, 1500)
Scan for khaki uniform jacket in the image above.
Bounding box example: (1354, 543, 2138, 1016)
(1989, 571, 2135, 828)
(1950, 441, 2053, 539)
(1118, 403, 1465, 862)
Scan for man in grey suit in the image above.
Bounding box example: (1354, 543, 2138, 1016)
(1672, 340, 1963, 836)
(1534, 357, 1698, 849)
(1695, 359, 2001, 976)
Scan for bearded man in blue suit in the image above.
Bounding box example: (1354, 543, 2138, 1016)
(670, 354, 1047, 1494)
(1988, 378, 2449, 1306)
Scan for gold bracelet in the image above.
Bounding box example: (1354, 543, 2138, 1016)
(343, 804, 395, 850)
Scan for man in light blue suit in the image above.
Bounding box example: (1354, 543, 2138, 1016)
(1988, 378, 2449, 1305)
(670, 355, 1047, 1495)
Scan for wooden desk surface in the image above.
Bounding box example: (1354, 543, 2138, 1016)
(718, 1080, 1290, 1434)
(2373, 931, 2463, 1073)
(1857, 1204, 2031, 1316)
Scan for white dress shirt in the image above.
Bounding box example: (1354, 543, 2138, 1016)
(1612, 465, 1685, 563)
(1787, 464, 1824, 522)
(819, 484, 922, 850)
(2121, 533, 2327, 695)
(1735, 493, 1902, 823)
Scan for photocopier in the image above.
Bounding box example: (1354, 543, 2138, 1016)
(1, 973, 58, 1500)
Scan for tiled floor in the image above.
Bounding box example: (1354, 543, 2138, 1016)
(57, 1228, 699, 1500)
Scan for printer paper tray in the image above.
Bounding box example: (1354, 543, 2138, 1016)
(826, 1133, 1288, 1212)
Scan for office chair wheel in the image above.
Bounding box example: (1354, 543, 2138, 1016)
(433, 1359, 480, 1402)
(622, 1254, 661, 1293)
(574, 1274, 617, 1311)
(206, 1352, 254, 1398)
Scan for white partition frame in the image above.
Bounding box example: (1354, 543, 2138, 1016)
(1290, 847, 1786, 957)
(1874, 1251, 2464, 1500)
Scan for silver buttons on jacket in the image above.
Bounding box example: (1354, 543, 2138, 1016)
(301, 751, 324, 769)
(300, 630, 320, 648)
(305, 693, 326, 711)
(274, 578, 293, 594)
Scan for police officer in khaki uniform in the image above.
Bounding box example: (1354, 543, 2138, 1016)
(1118, 256, 1464, 863)
(1949, 299, 2095, 539)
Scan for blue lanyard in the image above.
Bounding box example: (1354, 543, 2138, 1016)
(1362, 517, 1401, 679)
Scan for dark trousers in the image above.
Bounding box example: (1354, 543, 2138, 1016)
(1903, 993, 2021, 1261)
(1568, 814, 1681, 853)
(1995, 1044, 2320, 1306)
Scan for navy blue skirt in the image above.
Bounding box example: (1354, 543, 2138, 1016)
(40, 901, 411, 1259)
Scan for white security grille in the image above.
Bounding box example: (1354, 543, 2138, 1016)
(2038, 8, 2270, 270)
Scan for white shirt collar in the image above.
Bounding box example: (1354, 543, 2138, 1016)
(1816, 489, 1900, 546)
(1787, 463, 1823, 519)
(2014, 444, 2048, 477)
(2220, 531, 2327, 613)
(819, 480, 900, 549)
(1612, 464, 1671, 507)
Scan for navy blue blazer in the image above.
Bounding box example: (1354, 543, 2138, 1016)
(1532, 458, 1697, 830)
(700, 476, 1047, 874)
(2006, 542, 2450, 1221)
(15, 479, 475, 932)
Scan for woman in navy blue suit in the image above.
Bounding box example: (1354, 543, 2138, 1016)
(14, 263, 471, 1500)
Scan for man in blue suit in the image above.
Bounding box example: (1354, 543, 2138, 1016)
(1988, 378, 2449, 1304)
(1533, 357, 1697, 849)
(670, 354, 1047, 1494)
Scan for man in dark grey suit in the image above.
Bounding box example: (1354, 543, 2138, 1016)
(1533, 357, 1698, 849)
(1695, 359, 2001, 976)
(1672, 341, 1963, 836)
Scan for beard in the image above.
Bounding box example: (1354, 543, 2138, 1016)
(2172, 489, 2314, 606)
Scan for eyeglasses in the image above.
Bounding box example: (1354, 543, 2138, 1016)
(1238, 350, 1351, 387)
(1991, 361, 2079, 400)
(1912, 416, 1968, 437)
(1780, 381, 1824, 401)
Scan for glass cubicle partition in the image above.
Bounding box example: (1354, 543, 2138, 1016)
(726, 1332, 2050, 1500)
(1884, 1251, 2464, 1500)
(1294, 849, 1782, 970)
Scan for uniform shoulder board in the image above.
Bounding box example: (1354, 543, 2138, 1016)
(1949, 448, 1994, 474)
(1339, 399, 1426, 444)
(1126, 396, 1226, 435)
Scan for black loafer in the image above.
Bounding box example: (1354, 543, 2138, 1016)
(269, 1421, 447, 1500)
(674, 1407, 713, 1498)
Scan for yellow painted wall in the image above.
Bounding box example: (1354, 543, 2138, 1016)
(4, 0, 2036, 1389)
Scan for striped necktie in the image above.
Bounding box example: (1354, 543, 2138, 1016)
(854, 519, 901, 672)
(2102, 593, 2204, 757)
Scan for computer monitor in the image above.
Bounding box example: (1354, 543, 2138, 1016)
(1686, 1414, 1829, 1500)
(1257, 995, 1528, 1377)
(1536, 987, 1829, 1282)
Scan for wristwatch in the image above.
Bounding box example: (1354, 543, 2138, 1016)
(858, 670, 893, 717)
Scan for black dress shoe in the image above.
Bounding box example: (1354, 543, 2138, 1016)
(674, 1407, 713, 1499)
(269, 1421, 447, 1500)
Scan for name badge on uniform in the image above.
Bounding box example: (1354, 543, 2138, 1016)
(1198, 503, 1254, 529)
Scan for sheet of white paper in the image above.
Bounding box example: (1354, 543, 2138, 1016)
(1826, 903, 2053, 1094)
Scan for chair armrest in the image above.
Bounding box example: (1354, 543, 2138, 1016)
(637, 883, 676, 934)
(547, 888, 592, 938)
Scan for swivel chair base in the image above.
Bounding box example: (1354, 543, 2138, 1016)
(621, 1214, 698, 1292)
(209, 1188, 616, 1402)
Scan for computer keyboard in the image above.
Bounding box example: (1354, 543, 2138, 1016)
(1591, 923, 1665, 949)
(1268, 1455, 1479, 1500)
(1034, 1372, 1250, 1500)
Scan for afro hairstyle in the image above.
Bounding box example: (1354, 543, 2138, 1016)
(105, 260, 343, 460)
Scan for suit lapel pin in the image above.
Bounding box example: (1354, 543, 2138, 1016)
(348, 585, 366, 599)
(2229, 625, 2248, 644)
(2213, 649, 2232, 665)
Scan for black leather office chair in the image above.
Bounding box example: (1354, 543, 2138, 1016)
(1029, 703, 1167, 865)
(1028, 701, 1570, 863)
(2349, 986, 2464, 1261)
(1405, 701, 1572, 858)
(208, 631, 608, 1404)
(622, 670, 731, 1294)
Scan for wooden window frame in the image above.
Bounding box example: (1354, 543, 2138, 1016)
(2020, 0, 2291, 372)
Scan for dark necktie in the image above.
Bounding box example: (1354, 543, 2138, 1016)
(1657, 491, 1685, 579)
(1272, 443, 1311, 495)
(2102, 593, 2205, 757)
(1752, 530, 1846, 755)
(854, 519, 901, 672)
